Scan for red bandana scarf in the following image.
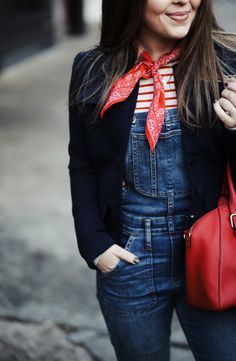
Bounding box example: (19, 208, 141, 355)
(100, 46, 181, 153)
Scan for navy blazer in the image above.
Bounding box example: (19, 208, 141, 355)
(68, 45, 236, 270)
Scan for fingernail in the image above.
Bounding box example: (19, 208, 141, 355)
(133, 257, 140, 264)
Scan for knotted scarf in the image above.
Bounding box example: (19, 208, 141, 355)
(100, 46, 181, 153)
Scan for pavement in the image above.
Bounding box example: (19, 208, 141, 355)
(0, 2, 235, 360)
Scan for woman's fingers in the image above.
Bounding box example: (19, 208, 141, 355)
(97, 244, 139, 273)
(112, 244, 139, 264)
(213, 77, 236, 129)
(221, 88, 236, 106)
(213, 100, 236, 128)
(224, 81, 236, 93)
(218, 96, 236, 115)
(221, 77, 236, 108)
(97, 253, 120, 273)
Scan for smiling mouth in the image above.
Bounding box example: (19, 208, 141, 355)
(166, 11, 191, 22)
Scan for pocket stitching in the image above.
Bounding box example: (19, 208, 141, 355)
(132, 133, 156, 197)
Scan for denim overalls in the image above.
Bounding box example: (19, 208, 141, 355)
(96, 110, 236, 361)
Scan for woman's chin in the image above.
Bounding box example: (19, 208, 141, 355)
(164, 28, 190, 41)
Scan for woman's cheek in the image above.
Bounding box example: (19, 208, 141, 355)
(145, 0, 168, 15)
(191, 0, 202, 9)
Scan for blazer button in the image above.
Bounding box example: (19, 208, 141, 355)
(187, 128, 195, 136)
(195, 184, 203, 194)
(190, 214, 195, 219)
(122, 180, 126, 186)
(189, 156, 196, 165)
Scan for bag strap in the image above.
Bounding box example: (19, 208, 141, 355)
(221, 166, 228, 197)
(226, 162, 236, 230)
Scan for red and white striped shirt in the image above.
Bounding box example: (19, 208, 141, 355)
(134, 61, 178, 113)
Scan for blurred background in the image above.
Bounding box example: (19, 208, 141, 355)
(0, 1, 235, 360)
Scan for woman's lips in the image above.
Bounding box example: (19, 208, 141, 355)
(166, 11, 191, 22)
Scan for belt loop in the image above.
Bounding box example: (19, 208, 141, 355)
(165, 110, 171, 131)
(144, 218, 152, 251)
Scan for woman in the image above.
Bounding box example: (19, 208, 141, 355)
(68, 1, 236, 360)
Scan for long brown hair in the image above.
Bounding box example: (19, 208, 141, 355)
(71, 0, 236, 128)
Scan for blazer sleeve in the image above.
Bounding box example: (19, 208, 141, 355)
(67, 52, 116, 270)
(221, 124, 236, 188)
(218, 46, 236, 188)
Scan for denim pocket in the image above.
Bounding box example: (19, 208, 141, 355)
(132, 133, 157, 197)
(99, 230, 135, 276)
(96, 230, 157, 315)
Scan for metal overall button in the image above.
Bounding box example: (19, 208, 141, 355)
(122, 179, 128, 199)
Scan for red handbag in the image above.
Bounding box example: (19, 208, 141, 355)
(184, 162, 236, 311)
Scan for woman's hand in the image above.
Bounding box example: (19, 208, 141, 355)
(95, 244, 140, 273)
(213, 77, 236, 129)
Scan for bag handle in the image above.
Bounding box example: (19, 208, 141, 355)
(226, 162, 236, 230)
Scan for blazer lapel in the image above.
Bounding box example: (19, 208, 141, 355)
(100, 82, 139, 156)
